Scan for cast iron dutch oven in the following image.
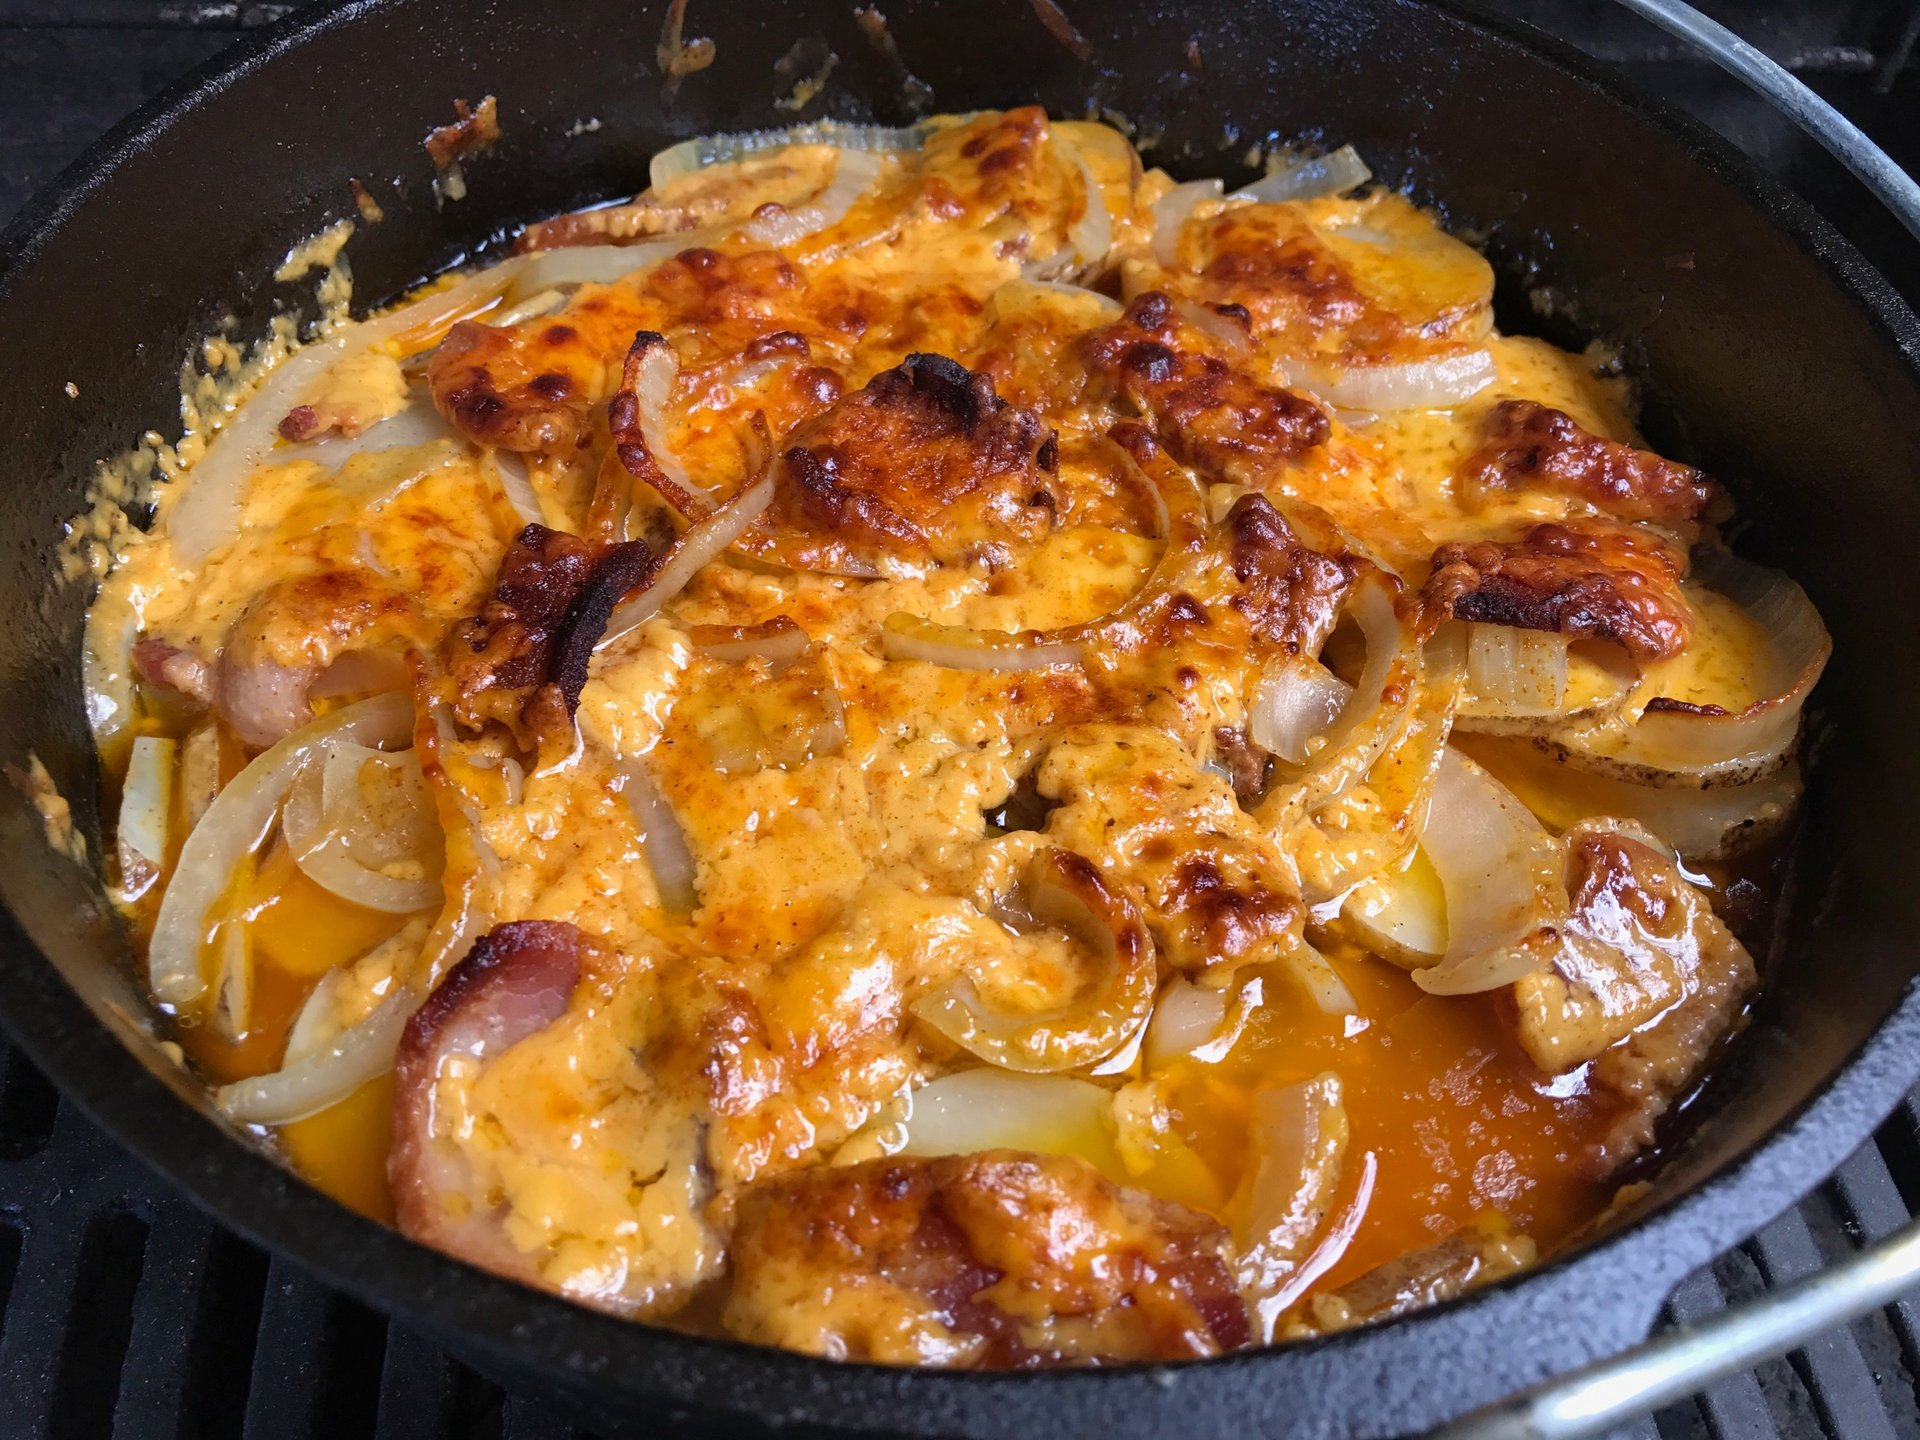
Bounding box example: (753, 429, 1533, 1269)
(2, 0, 1918, 1433)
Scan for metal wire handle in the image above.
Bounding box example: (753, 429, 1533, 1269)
(1606, 0, 1920, 243)
(1435, 9, 1920, 1433)
(1435, 1217, 1920, 1438)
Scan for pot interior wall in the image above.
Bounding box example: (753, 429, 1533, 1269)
(0, 0, 1917, 1430)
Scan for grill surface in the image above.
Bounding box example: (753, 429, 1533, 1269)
(2, 1, 1918, 1435)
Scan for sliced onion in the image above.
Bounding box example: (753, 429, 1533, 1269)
(881, 614, 1084, 672)
(912, 848, 1157, 1073)
(282, 747, 442, 914)
(1144, 974, 1263, 1069)
(1410, 750, 1566, 995)
(1285, 348, 1496, 413)
(1290, 624, 1464, 904)
(217, 988, 416, 1125)
(743, 149, 882, 247)
(281, 968, 347, 1068)
(167, 262, 524, 565)
(599, 471, 775, 648)
(487, 287, 567, 327)
(1465, 624, 1566, 716)
(1258, 571, 1420, 813)
(896, 1069, 1122, 1176)
(115, 734, 176, 904)
(627, 340, 703, 502)
(1068, 153, 1111, 270)
(690, 617, 814, 665)
(621, 757, 698, 911)
(283, 396, 454, 471)
(508, 237, 687, 302)
(147, 692, 414, 1010)
(1176, 299, 1252, 357)
(1228, 144, 1372, 204)
(1539, 550, 1830, 788)
(1235, 1072, 1349, 1328)
(649, 120, 933, 188)
(213, 918, 252, 1041)
(1152, 178, 1223, 266)
(84, 599, 139, 765)
(1251, 661, 1348, 764)
(488, 449, 544, 528)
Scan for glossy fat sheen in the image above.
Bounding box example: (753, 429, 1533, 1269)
(91, 108, 1792, 1368)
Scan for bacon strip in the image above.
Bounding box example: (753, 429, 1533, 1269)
(390, 921, 585, 1281)
(1421, 522, 1692, 663)
(1462, 400, 1719, 526)
(446, 524, 653, 743)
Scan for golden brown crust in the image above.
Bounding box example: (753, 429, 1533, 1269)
(724, 1150, 1250, 1366)
(1421, 522, 1692, 662)
(445, 524, 653, 744)
(1084, 292, 1329, 475)
(1462, 400, 1718, 525)
(428, 319, 597, 452)
(744, 352, 1059, 573)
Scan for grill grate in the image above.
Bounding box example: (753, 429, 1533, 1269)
(2, 0, 1919, 1435)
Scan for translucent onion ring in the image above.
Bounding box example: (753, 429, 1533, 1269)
(1227, 144, 1373, 204)
(167, 262, 525, 565)
(1151, 178, 1223, 267)
(878, 437, 1206, 672)
(147, 692, 415, 1012)
(597, 470, 776, 649)
(1254, 570, 1422, 815)
(1408, 749, 1567, 995)
(911, 848, 1157, 1073)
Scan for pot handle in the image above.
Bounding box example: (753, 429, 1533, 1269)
(1434, 1216, 1920, 1439)
(1601, 0, 1920, 243)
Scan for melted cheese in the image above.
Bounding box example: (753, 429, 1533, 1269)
(82, 109, 1802, 1362)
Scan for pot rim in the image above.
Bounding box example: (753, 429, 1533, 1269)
(2, 0, 1918, 1432)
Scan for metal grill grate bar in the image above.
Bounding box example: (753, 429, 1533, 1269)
(1747, 1211, 1901, 1440)
(1663, 1269, 1779, 1437)
(110, 1205, 212, 1440)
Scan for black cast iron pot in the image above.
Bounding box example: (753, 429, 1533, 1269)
(1, 1, 1918, 1434)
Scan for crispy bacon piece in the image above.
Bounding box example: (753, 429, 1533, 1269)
(723, 1150, 1250, 1366)
(445, 524, 653, 744)
(390, 921, 586, 1284)
(424, 95, 501, 171)
(1222, 492, 1354, 654)
(428, 320, 597, 453)
(1083, 292, 1328, 477)
(1462, 400, 1719, 526)
(132, 637, 213, 704)
(1421, 522, 1693, 663)
(743, 352, 1060, 573)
